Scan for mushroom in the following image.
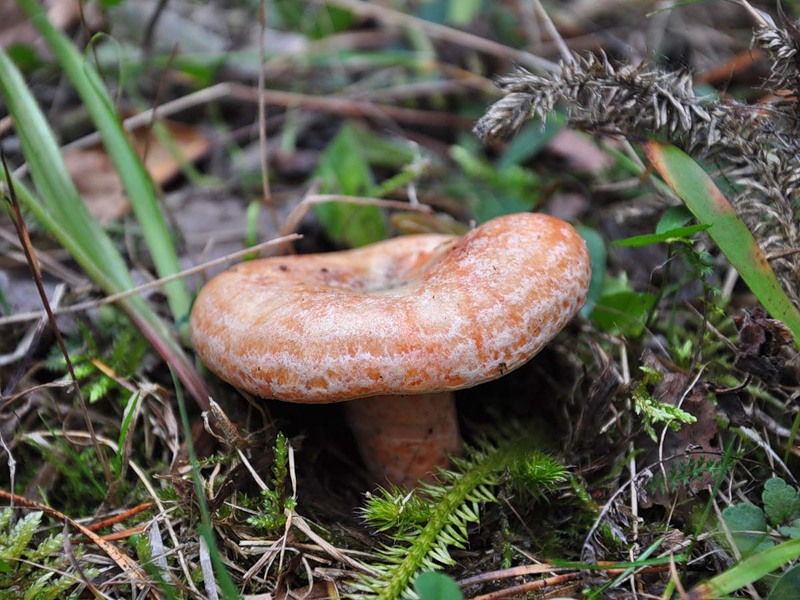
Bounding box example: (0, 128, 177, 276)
(190, 212, 591, 488)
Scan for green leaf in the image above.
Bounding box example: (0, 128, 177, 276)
(472, 191, 538, 223)
(656, 206, 694, 234)
(497, 117, 564, 169)
(349, 126, 415, 169)
(446, 0, 483, 25)
(314, 124, 387, 247)
(273, 0, 354, 38)
(768, 563, 800, 599)
(576, 225, 606, 318)
(722, 504, 775, 556)
(641, 141, 800, 348)
(414, 571, 464, 600)
(0, 43, 208, 407)
(590, 291, 656, 337)
(764, 478, 800, 528)
(612, 224, 710, 247)
(449, 144, 542, 221)
(17, 0, 191, 327)
(779, 518, 800, 539)
(696, 538, 800, 597)
(5, 44, 43, 72)
(0, 49, 129, 291)
(1, 512, 42, 560)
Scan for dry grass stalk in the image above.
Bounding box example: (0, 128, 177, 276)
(475, 15, 800, 308)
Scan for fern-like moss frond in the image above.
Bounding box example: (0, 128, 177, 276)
(351, 432, 566, 600)
(0, 508, 96, 599)
(47, 317, 148, 404)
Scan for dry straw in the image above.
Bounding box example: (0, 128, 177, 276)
(475, 18, 800, 309)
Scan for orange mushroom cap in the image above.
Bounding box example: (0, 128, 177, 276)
(190, 212, 591, 403)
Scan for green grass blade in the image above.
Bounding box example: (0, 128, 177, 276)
(692, 538, 800, 597)
(173, 372, 241, 599)
(114, 391, 141, 479)
(0, 51, 130, 291)
(17, 0, 191, 326)
(641, 141, 800, 348)
(0, 47, 209, 408)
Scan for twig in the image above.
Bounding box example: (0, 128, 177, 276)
(279, 192, 432, 242)
(1, 155, 112, 486)
(0, 284, 65, 404)
(737, 0, 772, 28)
(229, 84, 474, 129)
(142, 0, 169, 54)
(458, 563, 569, 586)
(323, 0, 558, 73)
(86, 502, 155, 532)
(24, 428, 202, 596)
(531, 0, 573, 65)
(0, 233, 302, 327)
(0, 489, 161, 599)
(291, 514, 375, 575)
(468, 573, 581, 600)
(258, 0, 279, 231)
(140, 44, 179, 164)
(0, 381, 75, 407)
(14, 81, 474, 182)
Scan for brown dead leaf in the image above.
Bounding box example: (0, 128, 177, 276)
(734, 307, 794, 383)
(637, 351, 720, 510)
(63, 147, 128, 224)
(275, 579, 338, 600)
(571, 345, 620, 451)
(547, 129, 613, 174)
(65, 119, 209, 223)
(133, 120, 210, 185)
(0, 0, 80, 48)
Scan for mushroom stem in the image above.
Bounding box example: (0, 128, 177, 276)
(343, 392, 461, 488)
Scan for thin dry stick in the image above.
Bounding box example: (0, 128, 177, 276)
(291, 514, 375, 575)
(0, 115, 11, 136)
(23, 428, 202, 596)
(86, 502, 155, 532)
(516, 0, 542, 51)
(1, 381, 74, 406)
(619, 344, 639, 549)
(737, 0, 772, 27)
(531, 0, 573, 65)
(669, 553, 690, 600)
(0, 434, 15, 514)
(0, 284, 64, 395)
(657, 367, 705, 499)
(229, 84, 474, 129)
(94, 525, 148, 542)
(142, 0, 169, 54)
(140, 44, 180, 164)
(459, 563, 570, 587)
(468, 573, 581, 600)
(279, 193, 433, 240)
(1, 157, 112, 486)
(0, 489, 161, 599)
(13, 81, 473, 181)
(258, 0, 279, 231)
(324, 0, 558, 73)
(0, 233, 302, 327)
(356, 79, 483, 102)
